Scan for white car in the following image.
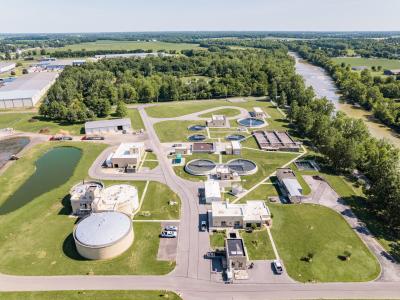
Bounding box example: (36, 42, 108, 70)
(164, 225, 178, 231)
(160, 231, 177, 238)
(273, 259, 283, 274)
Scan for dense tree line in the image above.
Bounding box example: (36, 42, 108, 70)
(289, 43, 400, 131)
(40, 47, 294, 122)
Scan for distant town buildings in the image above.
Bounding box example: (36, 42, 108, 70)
(384, 69, 400, 76)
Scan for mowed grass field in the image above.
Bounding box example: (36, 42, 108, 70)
(270, 204, 380, 282)
(332, 57, 400, 69)
(0, 291, 181, 300)
(0, 142, 176, 275)
(240, 228, 275, 260)
(0, 108, 144, 135)
(50, 40, 203, 52)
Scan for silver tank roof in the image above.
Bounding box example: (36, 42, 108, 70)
(74, 212, 132, 247)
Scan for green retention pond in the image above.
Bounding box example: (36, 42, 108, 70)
(0, 146, 82, 214)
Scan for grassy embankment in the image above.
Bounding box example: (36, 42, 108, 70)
(0, 142, 176, 275)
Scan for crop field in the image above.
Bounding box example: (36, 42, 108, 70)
(50, 40, 203, 52)
(332, 57, 400, 70)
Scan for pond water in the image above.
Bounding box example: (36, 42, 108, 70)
(290, 52, 400, 148)
(0, 137, 30, 168)
(0, 147, 82, 214)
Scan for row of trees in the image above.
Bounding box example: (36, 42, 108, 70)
(40, 46, 294, 122)
(290, 44, 400, 130)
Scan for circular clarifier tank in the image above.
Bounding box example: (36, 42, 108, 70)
(225, 134, 246, 141)
(188, 134, 207, 142)
(185, 159, 217, 175)
(188, 125, 206, 131)
(227, 159, 258, 175)
(237, 118, 266, 128)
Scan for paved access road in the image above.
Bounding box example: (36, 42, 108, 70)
(1, 107, 400, 299)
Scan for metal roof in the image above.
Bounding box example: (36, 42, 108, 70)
(282, 178, 303, 197)
(204, 180, 221, 199)
(0, 90, 39, 100)
(74, 212, 132, 247)
(85, 118, 131, 130)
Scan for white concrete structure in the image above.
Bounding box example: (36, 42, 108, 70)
(70, 181, 104, 215)
(207, 115, 228, 127)
(0, 62, 16, 74)
(73, 212, 134, 260)
(204, 180, 222, 204)
(92, 184, 139, 216)
(110, 142, 144, 170)
(0, 72, 58, 108)
(226, 141, 241, 155)
(210, 201, 271, 228)
(253, 107, 266, 118)
(85, 118, 132, 135)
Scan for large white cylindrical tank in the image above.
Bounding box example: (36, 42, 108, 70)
(73, 211, 134, 260)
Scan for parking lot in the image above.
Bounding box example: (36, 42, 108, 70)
(157, 222, 178, 261)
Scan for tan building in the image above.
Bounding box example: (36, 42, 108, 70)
(110, 142, 144, 170)
(70, 181, 104, 215)
(73, 212, 134, 260)
(207, 115, 228, 127)
(210, 201, 271, 228)
(225, 141, 241, 155)
(252, 107, 266, 118)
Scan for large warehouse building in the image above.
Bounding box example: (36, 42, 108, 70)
(84, 118, 132, 135)
(0, 62, 16, 74)
(73, 211, 134, 260)
(0, 72, 58, 109)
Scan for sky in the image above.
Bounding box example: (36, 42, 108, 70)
(1, 0, 400, 33)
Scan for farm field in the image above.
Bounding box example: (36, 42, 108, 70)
(0, 142, 175, 275)
(270, 204, 380, 282)
(49, 40, 203, 52)
(332, 57, 400, 70)
(0, 291, 182, 300)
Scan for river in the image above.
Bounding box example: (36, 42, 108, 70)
(290, 52, 400, 148)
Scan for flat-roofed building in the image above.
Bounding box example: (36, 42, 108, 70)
(192, 142, 216, 154)
(210, 201, 271, 228)
(174, 143, 191, 155)
(252, 107, 266, 118)
(0, 72, 58, 109)
(207, 115, 228, 127)
(85, 118, 132, 135)
(226, 238, 248, 271)
(253, 130, 301, 152)
(276, 168, 303, 203)
(384, 69, 400, 76)
(0, 62, 16, 74)
(110, 142, 144, 170)
(226, 141, 241, 155)
(204, 180, 222, 203)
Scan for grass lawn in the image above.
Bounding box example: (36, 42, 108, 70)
(134, 182, 180, 220)
(154, 120, 207, 143)
(270, 204, 380, 282)
(240, 136, 259, 149)
(198, 108, 241, 118)
(50, 40, 203, 52)
(0, 291, 182, 300)
(142, 160, 159, 170)
(240, 228, 275, 260)
(210, 230, 226, 249)
(0, 142, 174, 275)
(239, 182, 279, 202)
(127, 108, 145, 130)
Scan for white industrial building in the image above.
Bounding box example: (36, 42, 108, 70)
(70, 182, 139, 216)
(0, 62, 16, 73)
(0, 72, 59, 109)
(210, 201, 271, 228)
(84, 118, 132, 135)
(225, 141, 241, 155)
(73, 211, 134, 260)
(110, 142, 144, 171)
(207, 115, 228, 127)
(276, 168, 303, 203)
(204, 180, 222, 204)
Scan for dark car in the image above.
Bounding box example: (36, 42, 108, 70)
(83, 135, 105, 140)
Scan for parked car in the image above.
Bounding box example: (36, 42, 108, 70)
(164, 225, 178, 232)
(160, 231, 177, 238)
(83, 135, 104, 140)
(50, 135, 72, 141)
(145, 148, 153, 152)
(273, 259, 283, 274)
(200, 220, 207, 231)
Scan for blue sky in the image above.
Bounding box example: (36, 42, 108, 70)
(1, 0, 400, 33)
